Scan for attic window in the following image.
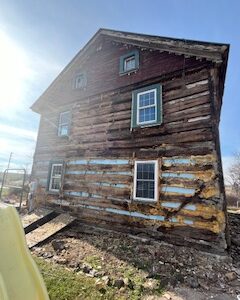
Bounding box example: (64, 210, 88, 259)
(124, 56, 136, 71)
(74, 73, 87, 89)
(119, 50, 139, 75)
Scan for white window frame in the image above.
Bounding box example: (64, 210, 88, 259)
(58, 111, 70, 137)
(49, 163, 63, 192)
(124, 55, 136, 72)
(136, 88, 157, 125)
(133, 160, 158, 202)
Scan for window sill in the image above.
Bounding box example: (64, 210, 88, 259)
(119, 68, 139, 76)
(58, 134, 69, 139)
(133, 198, 157, 204)
(131, 122, 163, 131)
(47, 190, 60, 195)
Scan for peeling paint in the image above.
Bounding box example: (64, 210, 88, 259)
(161, 202, 197, 211)
(162, 202, 181, 209)
(65, 191, 89, 197)
(183, 219, 194, 225)
(163, 158, 192, 165)
(66, 170, 132, 175)
(184, 204, 197, 211)
(162, 186, 195, 195)
(76, 204, 165, 221)
(93, 182, 127, 188)
(68, 159, 129, 165)
(162, 172, 195, 179)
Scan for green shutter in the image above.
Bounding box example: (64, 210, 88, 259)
(156, 84, 162, 125)
(131, 83, 162, 129)
(46, 162, 52, 192)
(131, 90, 138, 128)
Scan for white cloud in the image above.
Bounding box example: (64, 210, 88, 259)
(0, 124, 37, 140)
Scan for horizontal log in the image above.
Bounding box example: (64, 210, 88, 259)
(64, 173, 132, 184)
(63, 184, 130, 198)
(163, 82, 209, 102)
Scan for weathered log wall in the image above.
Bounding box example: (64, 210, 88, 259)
(32, 45, 227, 252)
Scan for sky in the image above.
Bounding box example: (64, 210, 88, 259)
(0, 0, 239, 180)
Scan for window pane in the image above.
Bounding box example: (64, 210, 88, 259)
(52, 165, 62, 176)
(60, 112, 70, 124)
(136, 162, 155, 199)
(139, 107, 155, 123)
(59, 125, 68, 136)
(51, 178, 61, 190)
(136, 180, 155, 199)
(124, 56, 135, 71)
(137, 163, 155, 180)
(139, 91, 155, 107)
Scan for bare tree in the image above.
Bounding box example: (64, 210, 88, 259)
(228, 153, 240, 197)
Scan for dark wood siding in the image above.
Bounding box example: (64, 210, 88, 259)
(39, 38, 212, 109)
(32, 42, 228, 253)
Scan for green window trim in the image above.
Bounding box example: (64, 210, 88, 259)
(119, 50, 139, 75)
(131, 83, 162, 129)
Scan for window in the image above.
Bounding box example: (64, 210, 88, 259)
(133, 160, 158, 202)
(124, 55, 136, 72)
(137, 89, 156, 124)
(58, 111, 71, 137)
(119, 50, 139, 74)
(75, 73, 87, 89)
(131, 84, 162, 128)
(49, 163, 63, 192)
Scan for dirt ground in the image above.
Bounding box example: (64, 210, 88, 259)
(30, 219, 240, 300)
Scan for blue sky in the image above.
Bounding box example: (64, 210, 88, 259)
(0, 0, 239, 179)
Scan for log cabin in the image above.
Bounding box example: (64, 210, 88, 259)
(31, 29, 230, 253)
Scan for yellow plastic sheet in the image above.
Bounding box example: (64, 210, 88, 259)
(0, 204, 49, 300)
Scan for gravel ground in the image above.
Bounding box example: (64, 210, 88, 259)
(30, 220, 240, 300)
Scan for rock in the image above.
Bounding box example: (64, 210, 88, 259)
(163, 292, 172, 300)
(123, 278, 129, 286)
(57, 257, 67, 265)
(229, 279, 240, 287)
(143, 278, 159, 290)
(42, 252, 53, 258)
(102, 276, 111, 286)
(82, 263, 92, 274)
(186, 276, 199, 288)
(51, 240, 65, 252)
(198, 279, 209, 290)
(123, 277, 134, 289)
(113, 279, 125, 289)
(95, 278, 106, 291)
(68, 261, 79, 269)
(89, 269, 98, 277)
(119, 286, 126, 292)
(232, 238, 240, 247)
(225, 272, 238, 281)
